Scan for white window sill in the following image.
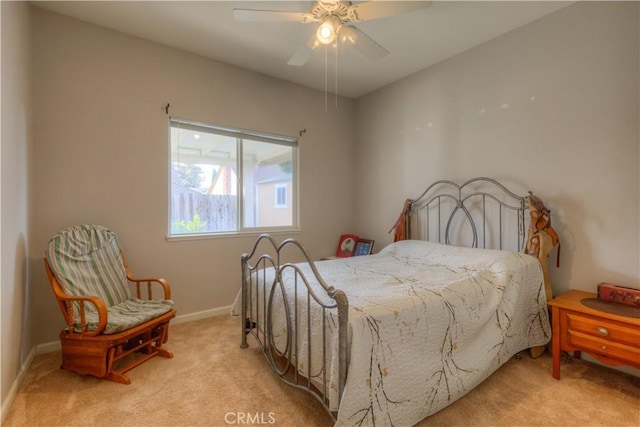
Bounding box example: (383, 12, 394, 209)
(166, 228, 302, 242)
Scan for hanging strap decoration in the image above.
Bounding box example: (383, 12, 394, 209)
(525, 192, 560, 301)
(388, 199, 413, 242)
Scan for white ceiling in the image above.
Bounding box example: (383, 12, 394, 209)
(31, 1, 574, 99)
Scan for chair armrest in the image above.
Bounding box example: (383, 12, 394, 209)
(127, 275, 172, 300)
(44, 258, 108, 336)
(121, 251, 171, 300)
(58, 294, 108, 336)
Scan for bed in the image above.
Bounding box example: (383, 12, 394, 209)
(239, 177, 553, 426)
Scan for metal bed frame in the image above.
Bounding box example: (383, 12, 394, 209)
(406, 177, 528, 251)
(240, 177, 532, 421)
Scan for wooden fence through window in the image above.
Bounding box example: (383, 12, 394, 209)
(171, 188, 237, 233)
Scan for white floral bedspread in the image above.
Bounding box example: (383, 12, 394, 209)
(244, 240, 551, 426)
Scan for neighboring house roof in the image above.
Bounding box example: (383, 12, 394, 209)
(255, 163, 290, 185)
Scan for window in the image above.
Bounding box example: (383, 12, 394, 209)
(169, 118, 298, 236)
(275, 184, 287, 208)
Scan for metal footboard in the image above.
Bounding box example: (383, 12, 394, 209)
(240, 234, 348, 421)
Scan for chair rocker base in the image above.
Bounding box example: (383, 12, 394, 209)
(59, 309, 176, 384)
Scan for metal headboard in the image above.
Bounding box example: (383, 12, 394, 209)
(408, 177, 528, 251)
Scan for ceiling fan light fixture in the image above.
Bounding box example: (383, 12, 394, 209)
(316, 16, 340, 45)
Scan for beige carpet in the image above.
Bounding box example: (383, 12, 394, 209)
(4, 315, 639, 427)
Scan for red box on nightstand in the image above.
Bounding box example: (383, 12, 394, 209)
(597, 282, 640, 307)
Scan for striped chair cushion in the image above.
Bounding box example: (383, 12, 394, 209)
(73, 298, 174, 334)
(45, 224, 132, 308)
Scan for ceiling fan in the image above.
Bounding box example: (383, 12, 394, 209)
(233, 1, 432, 66)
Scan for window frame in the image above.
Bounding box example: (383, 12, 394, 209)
(168, 118, 300, 240)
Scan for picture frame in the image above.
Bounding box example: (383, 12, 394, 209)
(354, 239, 374, 256)
(336, 234, 359, 257)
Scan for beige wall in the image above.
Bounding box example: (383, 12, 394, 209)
(355, 1, 639, 296)
(29, 8, 356, 345)
(1, 0, 33, 415)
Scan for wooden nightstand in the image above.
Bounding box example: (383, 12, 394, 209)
(548, 290, 640, 379)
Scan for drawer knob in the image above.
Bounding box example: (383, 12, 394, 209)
(597, 327, 609, 336)
(602, 345, 607, 351)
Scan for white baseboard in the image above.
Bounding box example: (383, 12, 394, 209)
(1, 305, 233, 423)
(1, 347, 36, 424)
(171, 305, 233, 325)
(35, 340, 61, 354)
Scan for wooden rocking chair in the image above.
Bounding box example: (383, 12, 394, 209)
(44, 224, 176, 384)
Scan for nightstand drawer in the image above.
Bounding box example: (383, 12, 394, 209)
(567, 330, 640, 364)
(566, 312, 640, 347)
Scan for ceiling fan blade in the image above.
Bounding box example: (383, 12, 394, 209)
(287, 34, 321, 66)
(349, 1, 432, 22)
(339, 25, 389, 61)
(232, 8, 309, 22)
(288, 45, 313, 66)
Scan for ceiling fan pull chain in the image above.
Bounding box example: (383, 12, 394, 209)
(324, 45, 328, 112)
(335, 43, 338, 108)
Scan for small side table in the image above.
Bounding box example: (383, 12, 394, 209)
(548, 290, 640, 379)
